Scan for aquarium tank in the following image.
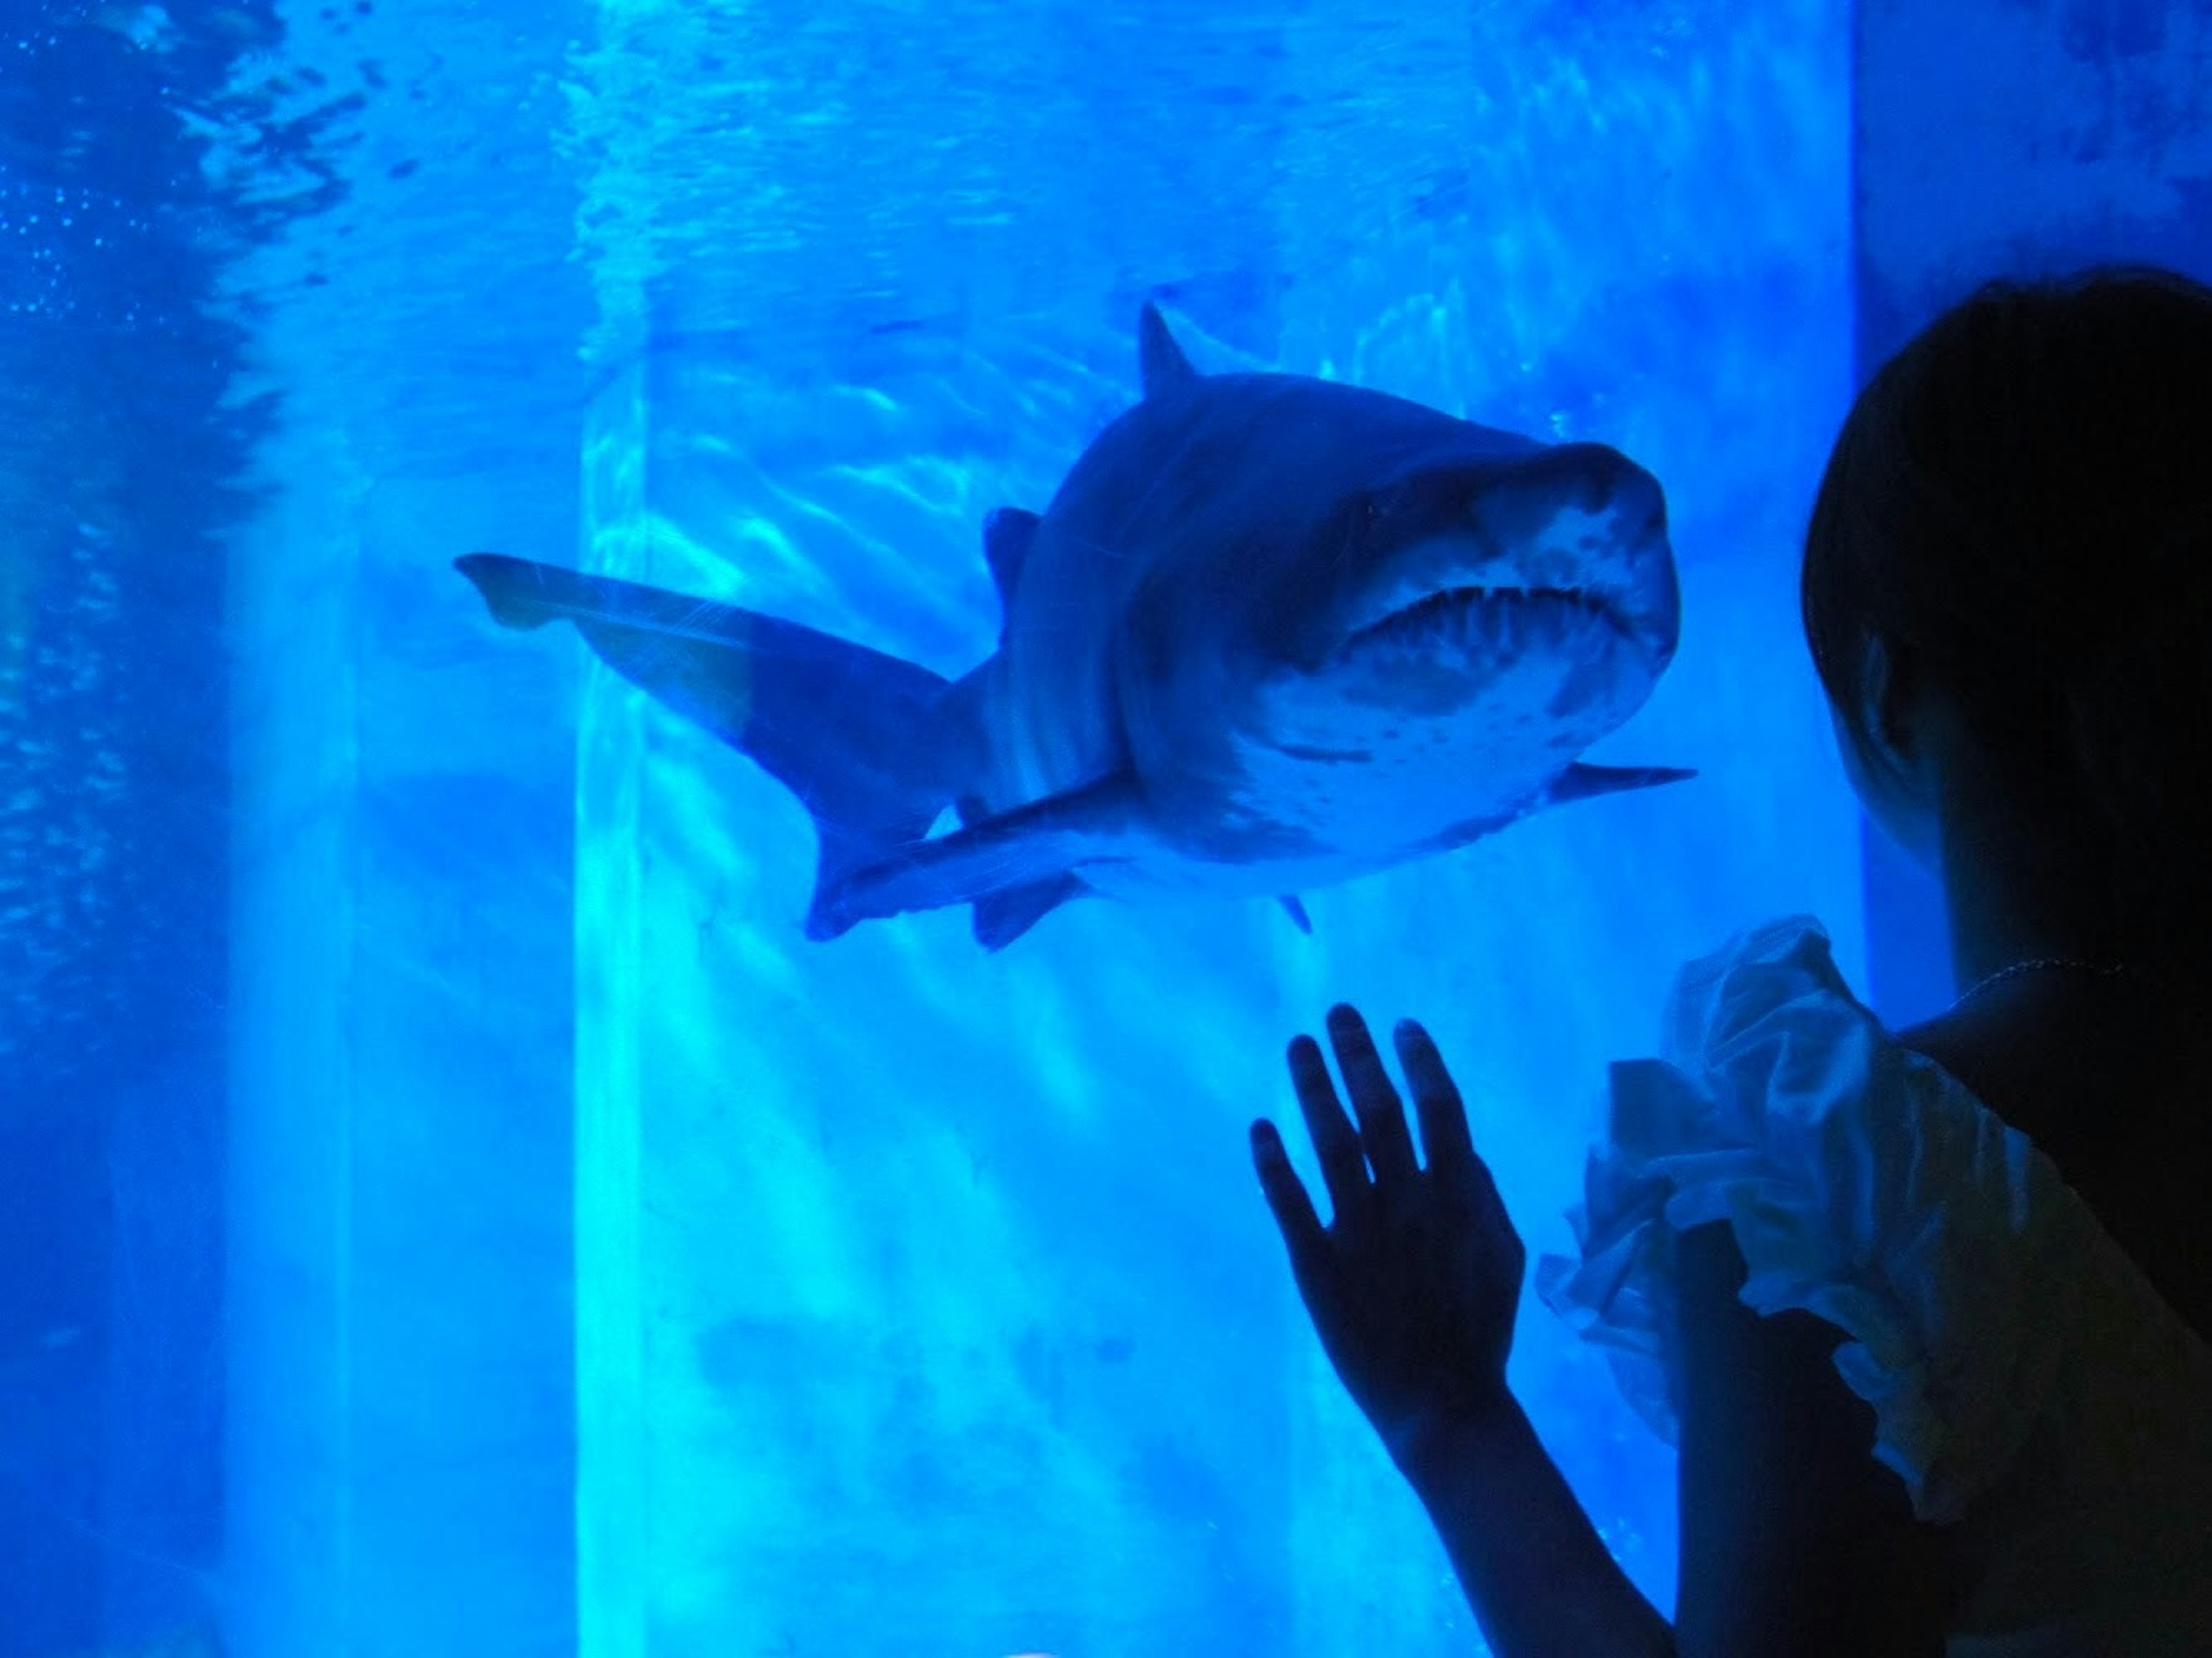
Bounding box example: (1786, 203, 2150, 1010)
(2, 0, 2204, 1653)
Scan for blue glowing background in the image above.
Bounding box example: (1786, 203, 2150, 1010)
(6, 1, 2206, 1653)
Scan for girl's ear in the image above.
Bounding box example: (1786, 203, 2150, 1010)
(1854, 633, 1925, 786)
(1833, 632, 1942, 875)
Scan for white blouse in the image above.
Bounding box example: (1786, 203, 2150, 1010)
(1536, 916, 2212, 1653)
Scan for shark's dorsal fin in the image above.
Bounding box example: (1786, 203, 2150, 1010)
(1138, 303, 1198, 398)
(1278, 895, 1312, 934)
(982, 508, 1040, 614)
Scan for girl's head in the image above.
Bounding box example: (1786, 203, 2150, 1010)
(1802, 267, 2212, 965)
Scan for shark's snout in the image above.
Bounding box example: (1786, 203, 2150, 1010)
(1335, 443, 1678, 681)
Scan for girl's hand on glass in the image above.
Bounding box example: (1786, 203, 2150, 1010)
(1252, 1006, 1527, 1470)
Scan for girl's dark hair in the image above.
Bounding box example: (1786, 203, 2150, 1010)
(1802, 266, 2212, 963)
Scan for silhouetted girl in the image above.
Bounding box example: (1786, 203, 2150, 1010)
(1256, 268, 2212, 1656)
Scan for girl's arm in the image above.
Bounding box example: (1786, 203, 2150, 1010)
(1252, 1006, 1673, 1657)
(1671, 1221, 1953, 1657)
(1394, 1394, 1675, 1658)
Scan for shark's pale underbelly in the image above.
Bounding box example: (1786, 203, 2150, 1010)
(1074, 841, 1412, 906)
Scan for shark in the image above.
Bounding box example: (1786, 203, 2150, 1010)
(457, 305, 1690, 949)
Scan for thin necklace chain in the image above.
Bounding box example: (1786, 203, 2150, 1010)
(1948, 955, 2141, 1014)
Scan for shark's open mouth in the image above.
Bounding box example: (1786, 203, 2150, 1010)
(1342, 585, 1630, 659)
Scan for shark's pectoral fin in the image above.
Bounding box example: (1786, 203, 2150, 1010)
(1421, 761, 1697, 858)
(821, 772, 1147, 938)
(1278, 895, 1313, 934)
(1546, 761, 1696, 805)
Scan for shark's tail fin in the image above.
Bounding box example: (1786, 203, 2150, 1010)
(456, 553, 981, 938)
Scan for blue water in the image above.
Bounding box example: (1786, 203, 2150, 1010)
(3, 1, 1870, 1652)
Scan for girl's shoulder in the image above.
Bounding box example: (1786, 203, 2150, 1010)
(1896, 974, 2212, 1356)
(1537, 913, 2212, 1528)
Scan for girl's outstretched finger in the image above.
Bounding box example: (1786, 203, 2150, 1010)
(1288, 1034, 1370, 1220)
(1251, 1118, 1327, 1268)
(1394, 1019, 1475, 1173)
(1326, 1004, 1419, 1186)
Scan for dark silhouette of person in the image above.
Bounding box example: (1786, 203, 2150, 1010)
(1255, 268, 2212, 1656)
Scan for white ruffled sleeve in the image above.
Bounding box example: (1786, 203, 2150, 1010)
(1535, 915, 2099, 1526)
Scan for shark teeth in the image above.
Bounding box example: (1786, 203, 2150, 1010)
(1343, 585, 1622, 659)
